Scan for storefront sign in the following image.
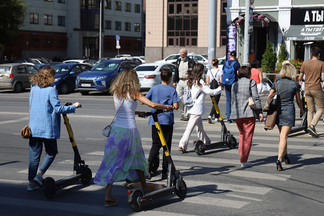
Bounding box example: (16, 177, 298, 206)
(285, 24, 324, 41)
(291, 7, 324, 25)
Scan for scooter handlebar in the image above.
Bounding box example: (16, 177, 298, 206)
(136, 107, 175, 117)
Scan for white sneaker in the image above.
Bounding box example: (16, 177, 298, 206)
(241, 162, 252, 167)
(207, 116, 212, 124)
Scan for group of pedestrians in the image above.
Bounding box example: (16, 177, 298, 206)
(24, 46, 323, 207)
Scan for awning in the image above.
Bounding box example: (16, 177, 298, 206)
(285, 25, 324, 41)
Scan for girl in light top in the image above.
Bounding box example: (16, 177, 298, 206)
(94, 68, 171, 207)
(178, 63, 222, 152)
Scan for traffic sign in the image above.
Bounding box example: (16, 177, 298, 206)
(116, 40, 121, 49)
(116, 35, 120, 41)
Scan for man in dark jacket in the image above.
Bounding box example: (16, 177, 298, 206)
(173, 48, 195, 121)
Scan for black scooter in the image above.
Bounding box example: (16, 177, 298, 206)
(128, 110, 187, 212)
(289, 93, 308, 135)
(43, 103, 92, 199)
(194, 97, 237, 155)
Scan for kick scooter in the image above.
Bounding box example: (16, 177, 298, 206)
(194, 96, 237, 155)
(43, 103, 92, 199)
(128, 109, 187, 212)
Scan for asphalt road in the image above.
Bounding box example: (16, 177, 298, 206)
(0, 90, 323, 216)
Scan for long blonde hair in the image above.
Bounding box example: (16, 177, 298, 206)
(30, 66, 55, 88)
(279, 60, 296, 79)
(109, 68, 140, 99)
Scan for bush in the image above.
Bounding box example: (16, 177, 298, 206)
(276, 44, 287, 70)
(261, 42, 277, 74)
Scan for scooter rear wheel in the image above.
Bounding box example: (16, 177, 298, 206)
(175, 179, 187, 199)
(129, 190, 143, 212)
(80, 166, 92, 185)
(43, 177, 56, 199)
(195, 140, 205, 155)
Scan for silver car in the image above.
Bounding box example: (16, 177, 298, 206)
(0, 63, 38, 92)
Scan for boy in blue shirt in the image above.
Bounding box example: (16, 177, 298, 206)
(145, 68, 180, 179)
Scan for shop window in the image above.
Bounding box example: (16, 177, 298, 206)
(44, 14, 53, 25)
(105, 0, 111, 9)
(115, 1, 122, 11)
(125, 2, 131, 12)
(115, 21, 121, 30)
(105, 20, 111, 30)
(58, 16, 65, 26)
(30, 13, 39, 24)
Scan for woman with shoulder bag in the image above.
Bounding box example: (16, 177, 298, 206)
(206, 58, 222, 123)
(271, 61, 304, 171)
(231, 66, 264, 167)
(94, 68, 171, 207)
(27, 66, 81, 191)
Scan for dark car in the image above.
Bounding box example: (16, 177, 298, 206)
(76, 59, 139, 95)
(52, 63, 92, 94)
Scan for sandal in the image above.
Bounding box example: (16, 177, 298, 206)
(178, 146, 188, 153)
(104, 198, 118, 207)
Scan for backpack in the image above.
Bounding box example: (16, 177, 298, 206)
(182, 87, 201, 108)
(209, 68, 220, 89)
(222, 61, 236, 85)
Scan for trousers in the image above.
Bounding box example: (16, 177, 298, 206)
(305, 89, 324, 127)
(235, 118, 256, 162)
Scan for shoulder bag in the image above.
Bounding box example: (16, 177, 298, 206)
(102, 100, 124, 137)
(264, 81, 280, 131)
(248, 80, 258, 110)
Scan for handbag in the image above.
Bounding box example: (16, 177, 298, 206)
(248, 80, 258, 110)
(102, 100, 124, 137)
(21, 88, 34, 139)
(264, 109, 278, 130)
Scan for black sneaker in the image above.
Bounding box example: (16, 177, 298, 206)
(161, 173, 168, 180)
(307, 126, 319, 138)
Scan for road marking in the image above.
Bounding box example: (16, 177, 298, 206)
(0, 117, 28, 125)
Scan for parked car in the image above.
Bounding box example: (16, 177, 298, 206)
(0, 63, 38, 92)
(135, 62, 176, 91)
(63, 59, 95, 66)
(114, 54, 131, 58)
(52, 63, 92, 94)
(155, 53, 208, 66)
(217, 56, 226, 70)
(76, 59, 140, 95)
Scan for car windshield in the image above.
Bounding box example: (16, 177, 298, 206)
(0, 66, 10, 74)
(54, 65, 72, 74)
(218, 58, 225, 65)
(91, 62, 119, 71)
(136, 66, 157, 72)
(165, 55, 179, 61)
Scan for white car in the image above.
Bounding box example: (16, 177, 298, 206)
(155, 53, 208, 66)
(217, 56, 226, 70)
(135, 62, 176, 91)
(63, 59, 95, 65)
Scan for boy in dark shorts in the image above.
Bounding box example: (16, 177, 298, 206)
(145, 68, 180, 179)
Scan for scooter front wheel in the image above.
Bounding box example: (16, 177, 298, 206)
(43, 177, 56, 199)
(226, 133, 237, 149)
(195, 140, 205, 155)
(175, 179, 187, 199)
(80, 166, 92, 185)
(129, 190, 144, 212)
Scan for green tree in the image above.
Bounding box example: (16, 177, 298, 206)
(261, 42, 277, 74)
(0, 0, 25, 52)
(276, 44, 288, 70)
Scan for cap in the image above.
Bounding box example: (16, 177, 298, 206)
(230, 51, 237, 56)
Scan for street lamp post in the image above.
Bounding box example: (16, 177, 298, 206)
(243, 0, 252, 65)
(99, 0, 102, 59)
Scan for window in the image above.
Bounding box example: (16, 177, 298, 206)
(134, 23, 140, 32)
(44, 14, 53, 25)
(58, 0, 65, 3)
(58, 16, 66, 26)
(125, 22, 131, 31)
(134, 4, 140, 13)
(125, 2, 131, 12)
(115, 1, 122, 11)
(30, 13, 39, 24)
(115, 21, 121, 30)
(167, 0, 198, 47)
(105, 20, 111, 30)
(105, 0, 111, 9)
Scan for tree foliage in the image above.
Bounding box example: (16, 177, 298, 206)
(261, 42, 277, 73)
(276, 44, 288, 70)
(0, 0, 25, 51)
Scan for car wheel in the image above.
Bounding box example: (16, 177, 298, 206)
(80, 91, 89, 95)
(59, 82, 69, 94)
(13, 82, 23, 93)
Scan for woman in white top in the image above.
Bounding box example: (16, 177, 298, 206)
(206, 58, 222, 123)
(179, 63, 222, 153)
(94, 68, 171, 207)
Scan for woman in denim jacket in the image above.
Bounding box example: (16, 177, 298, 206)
(27, 66, 81, 191)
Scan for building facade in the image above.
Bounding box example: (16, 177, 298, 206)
(227, 0, 324, 65)
(145, 0, 228, 63)
(4, 0, 143, 60)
